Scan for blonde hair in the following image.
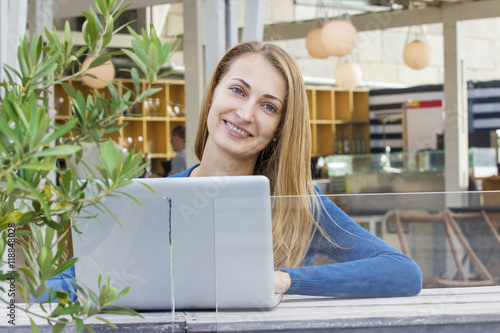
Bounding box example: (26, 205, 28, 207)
(194, 41, 319, 269)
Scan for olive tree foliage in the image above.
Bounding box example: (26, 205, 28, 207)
(0, 0, 178, 331)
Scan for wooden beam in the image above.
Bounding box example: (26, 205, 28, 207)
(264, 7, 442, 40)
(52, 0, 180, 19)
(263, 0, 500, 41)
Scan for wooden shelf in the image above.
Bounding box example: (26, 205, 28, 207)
(54, 78, 186, 176)
(307, 86, 370, 157)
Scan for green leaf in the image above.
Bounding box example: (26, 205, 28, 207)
(102, 16, 114, 47)
(6, 173, 15, 194)
(17, 211, 37, 225)
(114, 286, 131, 301)
(131, 67, 140, 95)
(52, 322, 67, 333)
(82, 11, 100, 50)
(122, 49, 148, 77)
(84, 325, 97, 333)
(95, 317, 118, 329)
(3, 63, 22, 80)
(102, 305, 144, 318)
(51, 257, 78, 278)
(31, 145, 82, 158)
(131, 39, 149, 68)
(95, 0, 106, 15)
(87, 54, 112, 69)
(61, 82, 76, 98)
(107, 81, 119, 103)
(20, 161, 57, 171)
(44, 219, 64, 232)
(18, 267, 37, 285)
(56, 304, 84, 316)
(147, 42, 159, 72)
(0, 119, 22, 149)
(42, 118, 78, 145)
(137, 88, 162, 102)
(32, 62, 58, 82)
(30, 317, 40, 333)
(75, 318, 84, 333)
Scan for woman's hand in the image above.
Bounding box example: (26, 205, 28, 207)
(274, 271, 291, 294)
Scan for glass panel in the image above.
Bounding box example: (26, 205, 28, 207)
(72, 179, 175, 327)
(213, 178, 277, 331)
(208, 189, 499, 328)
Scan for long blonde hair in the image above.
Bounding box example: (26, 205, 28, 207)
(194, 42, 318, 269)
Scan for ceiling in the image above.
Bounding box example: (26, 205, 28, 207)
(294, 0, 477, 11)
(51, 0, 480, 20)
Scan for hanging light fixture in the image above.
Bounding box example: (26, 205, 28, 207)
(335, 62, 362, 89)
(306, 28, 328, 59)
(81, 56, 115, 89)
(403, 22, 431, 70)
(320, 17, 357, 57)
(403, 40, 431, 70)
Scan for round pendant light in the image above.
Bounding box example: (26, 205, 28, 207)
(320, 19, 357, 57)
(306, 28, 328, 59)
(335, 62, 362, 89)
(403, 40, 431, 70)
(81, 56, 115, 89)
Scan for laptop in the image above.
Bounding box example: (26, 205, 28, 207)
(71, 176, 279, 310)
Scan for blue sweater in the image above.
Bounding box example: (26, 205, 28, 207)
(171, 165, 422, 298)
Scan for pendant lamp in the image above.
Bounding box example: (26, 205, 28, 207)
(306, 28, 328, 59)
(403, 24, 431, 70)
(403, 40, 431, 70)
(81, 56, 115, 89)
(335, 62, 362, 89)
(320, 19, 357, 57)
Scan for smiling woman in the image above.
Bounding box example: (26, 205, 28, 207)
(170, 41, 423, 298)
(203, 52, 285, 172)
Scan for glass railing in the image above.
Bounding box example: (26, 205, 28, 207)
(68, 179, 500, 331)
(324, 147, 497, 177)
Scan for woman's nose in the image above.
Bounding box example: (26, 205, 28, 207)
(236, 102, 255, 122)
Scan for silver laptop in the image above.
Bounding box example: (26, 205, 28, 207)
(71, 176, 279, 310)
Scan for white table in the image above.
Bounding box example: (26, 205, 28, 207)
(2, 286, 499, 332)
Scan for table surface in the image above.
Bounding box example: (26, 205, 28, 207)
(2, 286, 500, 332)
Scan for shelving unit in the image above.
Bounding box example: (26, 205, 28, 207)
(54, 78, 186, 176)
(54, 80, 370, 174)
(307, 86, 370, 157)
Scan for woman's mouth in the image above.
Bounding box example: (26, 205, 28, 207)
(224, 120, 251, 137)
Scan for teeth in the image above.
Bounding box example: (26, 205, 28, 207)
(226, 122, 250, 137)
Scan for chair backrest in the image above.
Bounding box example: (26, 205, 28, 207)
(385, 210, 499, 288)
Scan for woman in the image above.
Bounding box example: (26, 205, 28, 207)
(170, 41, 422, 297)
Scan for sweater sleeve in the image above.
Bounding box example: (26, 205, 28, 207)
(281, 191, 422, 298)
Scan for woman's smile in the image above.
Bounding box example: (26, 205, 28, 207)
(224, 120, 252, 138)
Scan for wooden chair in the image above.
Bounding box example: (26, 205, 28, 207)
(386, 210, 498, 288)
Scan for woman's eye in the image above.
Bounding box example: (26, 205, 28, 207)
(231, 87, 243, 95)
(264, 104, 277, 113)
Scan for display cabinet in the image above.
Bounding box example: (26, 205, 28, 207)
(306, 86, 370, 157)
(54, 79, 185, 176)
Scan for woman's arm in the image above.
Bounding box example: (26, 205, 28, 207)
(280, 193, 422, 298)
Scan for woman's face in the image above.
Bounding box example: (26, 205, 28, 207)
(206, 53, 286, 162)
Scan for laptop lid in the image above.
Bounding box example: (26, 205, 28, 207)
(71, 176, 276, 310)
